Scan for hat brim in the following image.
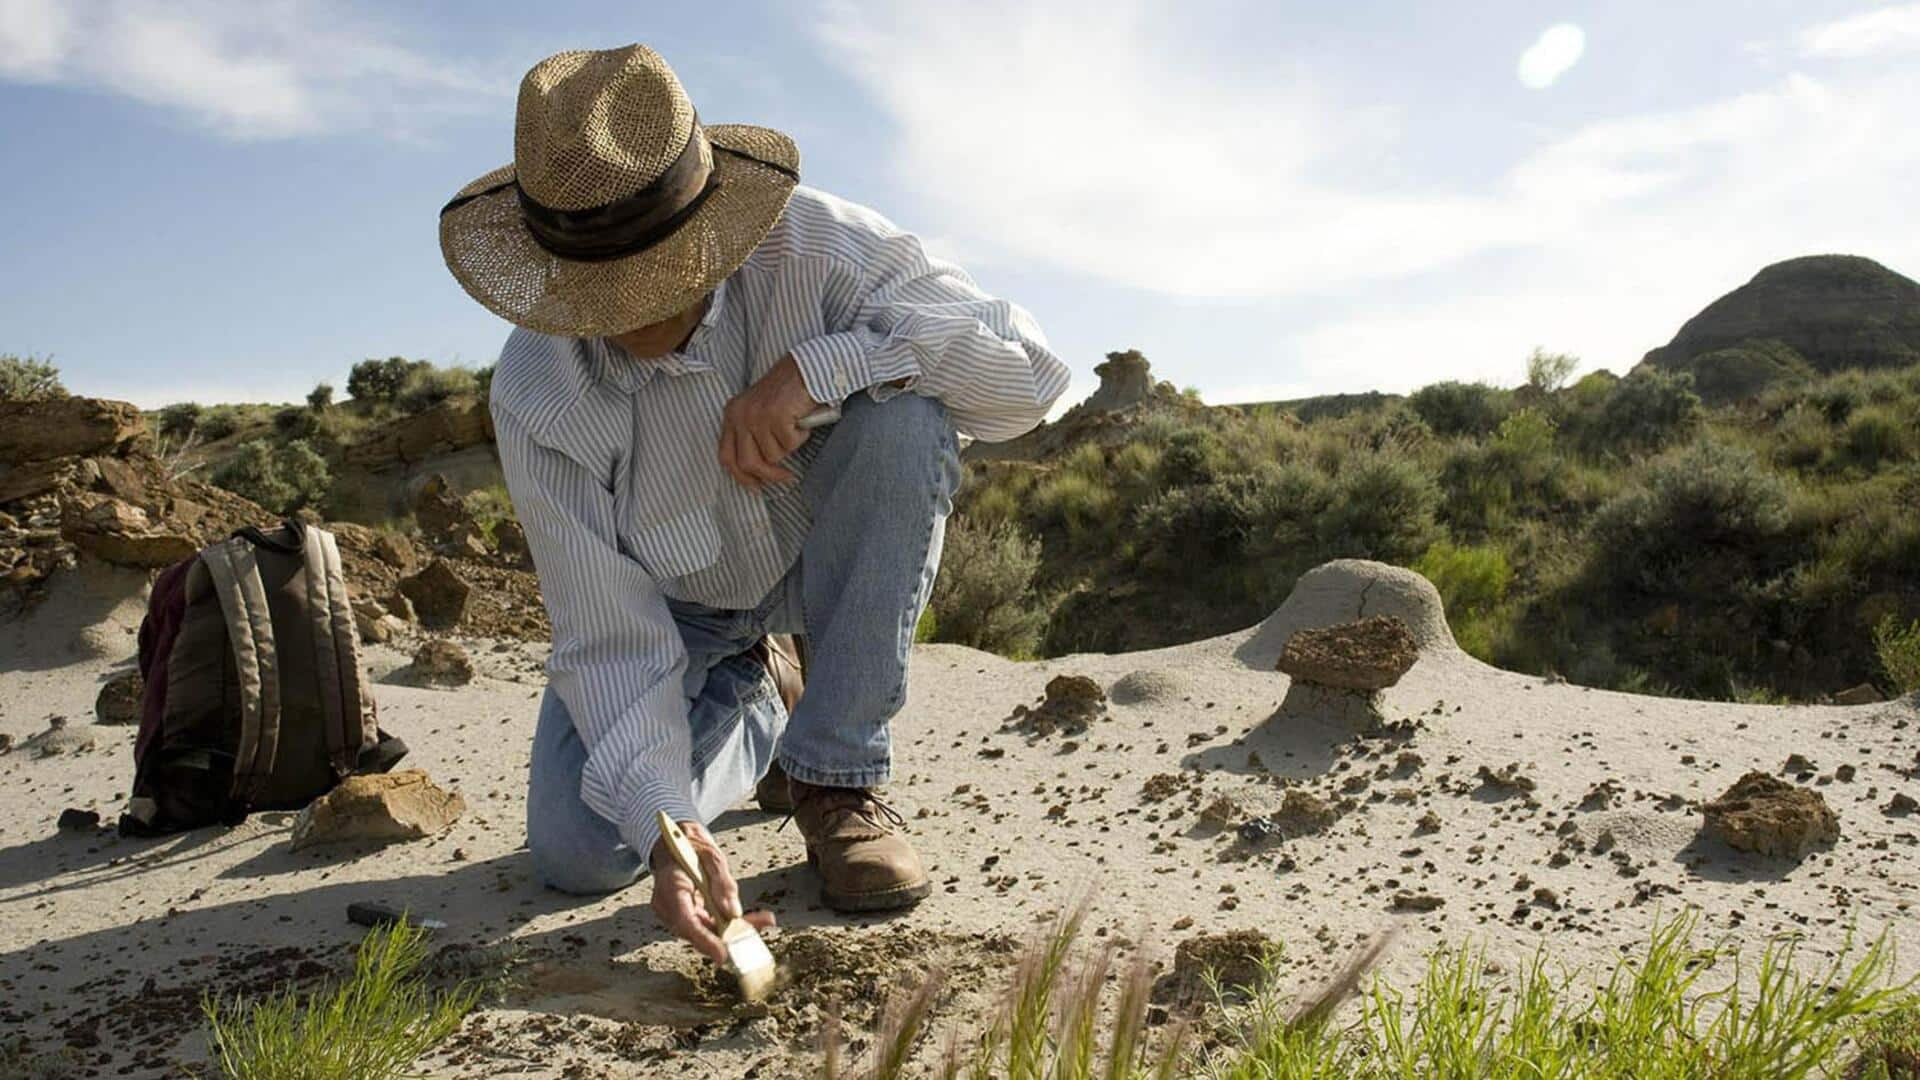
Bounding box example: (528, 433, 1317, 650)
(439, 124, 799, 337)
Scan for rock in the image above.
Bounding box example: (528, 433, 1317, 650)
(24, 720, 100, 757)
(0, 732, 11, 754)
(1199, 795, 1242, 829)
(1169, 930, 1274, 1001)
(1238, 789, 1339, 843)
(449, 521, 491, 558)
(1477, 763, 1537, 795)
(59, 493, 198, 568)
(1007, 674, 1107, 737)
(289, 770, 466, 851)
(0, 457, 79, 505)
(494, 519, 531, 568)
(1833, 683, 1882, 706)
(352, 597, 408, 644)
(1277, 615, 1419, 691)
(396, 559, 469, 629)
(382, 589, 418, 624)
(372, 531, 417, 573)
(58, 808, 101, 831)
(1391, 891, 1445, 913)
(409, 474, 472, 546)
(1082, 349, 1157, 414)
(406, 638, 474, 687)
(1887, 793, 1918, 816)
(1700, 771, 1839, 858)
(94, 669, 144, 725)
(0, 397, 145, 464)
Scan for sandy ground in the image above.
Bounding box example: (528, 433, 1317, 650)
(2, 561, 1918, 1078)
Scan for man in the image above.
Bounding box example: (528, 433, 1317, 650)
(438, 44, 1069, 964)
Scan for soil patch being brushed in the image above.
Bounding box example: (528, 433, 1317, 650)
(690, 927, 1020, 1041)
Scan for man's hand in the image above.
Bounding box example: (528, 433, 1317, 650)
(648, 820, 776, 965)
(720, 355, 818, 490)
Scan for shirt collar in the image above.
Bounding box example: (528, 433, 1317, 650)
(592, 277, 727, 392)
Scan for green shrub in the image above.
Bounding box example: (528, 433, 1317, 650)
(396, 365, 478, 413)
(928, 518, 1047, 657)
(1841, 405, 1916, 470)
(1524, 347, 1578, 393)
(1875, 614, 1920, 694)
(1577, 368, 1703, 455)
(1683, 338, 1815, 406)
(157, 402, 204, 439)
(1159, 425, 1229, 486)
(1414, 541, 1512, 617)
(1314, 452, 1440, 564)
(203, 918, 478, 1080)
(1587, 441, 1792, 595)
(473, 364, 494, 404)
(212, 439, 332, 514)
(272, 405, 319, 439)
(347, 357, 430, 403)
(1408, 381, 1511, 438)
(0, 354, 66, 401)
(307, 382, 334, 411)
(1032, 471, 1117, 539)
(198, 405, 244, 442)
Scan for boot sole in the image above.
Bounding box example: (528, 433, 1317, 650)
(820, 877, 933, 913)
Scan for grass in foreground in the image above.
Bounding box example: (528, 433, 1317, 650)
(823, 904, 1917, 1080)
(201, 919, 477, 1080)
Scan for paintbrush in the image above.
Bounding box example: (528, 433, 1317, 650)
(654, 811, 778, 1002)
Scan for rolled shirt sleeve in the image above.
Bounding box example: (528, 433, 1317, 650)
(787, 223, 1072, 444)
(493, 406, 699, 862)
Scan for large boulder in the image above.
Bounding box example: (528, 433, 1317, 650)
(289, 770, 466, 851)
(396, 559, 470, 628)
(0, 398, 145, 464)
(1700, 771, 1839, 859)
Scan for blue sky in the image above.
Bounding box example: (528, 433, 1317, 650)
(3, 1, 1918, 410)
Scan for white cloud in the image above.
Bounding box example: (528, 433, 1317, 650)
(1801, 3, 1920, 57)
(1517, 23, 1587, 90)
(819, 1, 1920, 393)
(0, 0, 504, 139)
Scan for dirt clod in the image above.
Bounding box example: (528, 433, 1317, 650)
(1700, 771, 1839, 858)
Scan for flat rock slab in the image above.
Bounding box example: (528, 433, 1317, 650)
(289, 769, 466, 851)
(1700, 771, 1839, 859)
(1276, 615, 1418, 691)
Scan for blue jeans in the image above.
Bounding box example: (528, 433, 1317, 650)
(526, 393, 963, 894)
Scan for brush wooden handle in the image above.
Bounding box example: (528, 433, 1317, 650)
(655, 811, 724, 911)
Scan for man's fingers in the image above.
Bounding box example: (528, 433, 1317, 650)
(747, 428, 797, 484)
(722, 426, 760, 490)
(655, 883, 728, 964)
(697, 845, 744, 920)
(743, 909, 777, 931)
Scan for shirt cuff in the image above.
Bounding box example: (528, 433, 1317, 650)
(618, 784, 701, 871)
(790, 328, 922, 404)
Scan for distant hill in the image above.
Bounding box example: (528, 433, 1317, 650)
(1642, 255, 1920, 403)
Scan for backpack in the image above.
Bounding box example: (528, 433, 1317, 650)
(121, 519, 406, 836)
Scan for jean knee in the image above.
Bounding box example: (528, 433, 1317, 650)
(838, 395, 958, 494)
(528, 829, 641, 895)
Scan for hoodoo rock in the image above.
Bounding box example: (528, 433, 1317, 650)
(1276, 615, 1419, 692)
(1700, 771, 1839, 859)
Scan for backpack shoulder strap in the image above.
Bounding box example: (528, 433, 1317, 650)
(201, 536, 282, 808)
(301, 525, 372, 775)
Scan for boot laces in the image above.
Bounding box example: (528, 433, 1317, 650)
(779, 787, 907, 834)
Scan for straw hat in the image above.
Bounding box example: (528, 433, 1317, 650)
(439, 44, 799, 336)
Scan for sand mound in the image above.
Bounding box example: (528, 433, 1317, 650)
(1237, 560, 1461, 671)
(1110, 668, 1192, 706)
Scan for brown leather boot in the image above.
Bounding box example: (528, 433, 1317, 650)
(751, 635, 805, 814)
(789, 780, 931, 912)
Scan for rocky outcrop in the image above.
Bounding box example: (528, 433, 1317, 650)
(1081, 350, 1157, 414)
(288, 770, 466, 850)
(0, 398, 145, 464)
(343, 399, 493, 469)
(965, 349, 1206, 464)
(60, 492, 197, 568)
(1700, 771, 1839, 858)
(1642, 255, 1920, 379)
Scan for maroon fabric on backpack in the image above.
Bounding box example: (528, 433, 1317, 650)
(134, 556, 192, 766)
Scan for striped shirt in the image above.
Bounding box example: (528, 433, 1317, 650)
(490, 185, 1071, 859)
